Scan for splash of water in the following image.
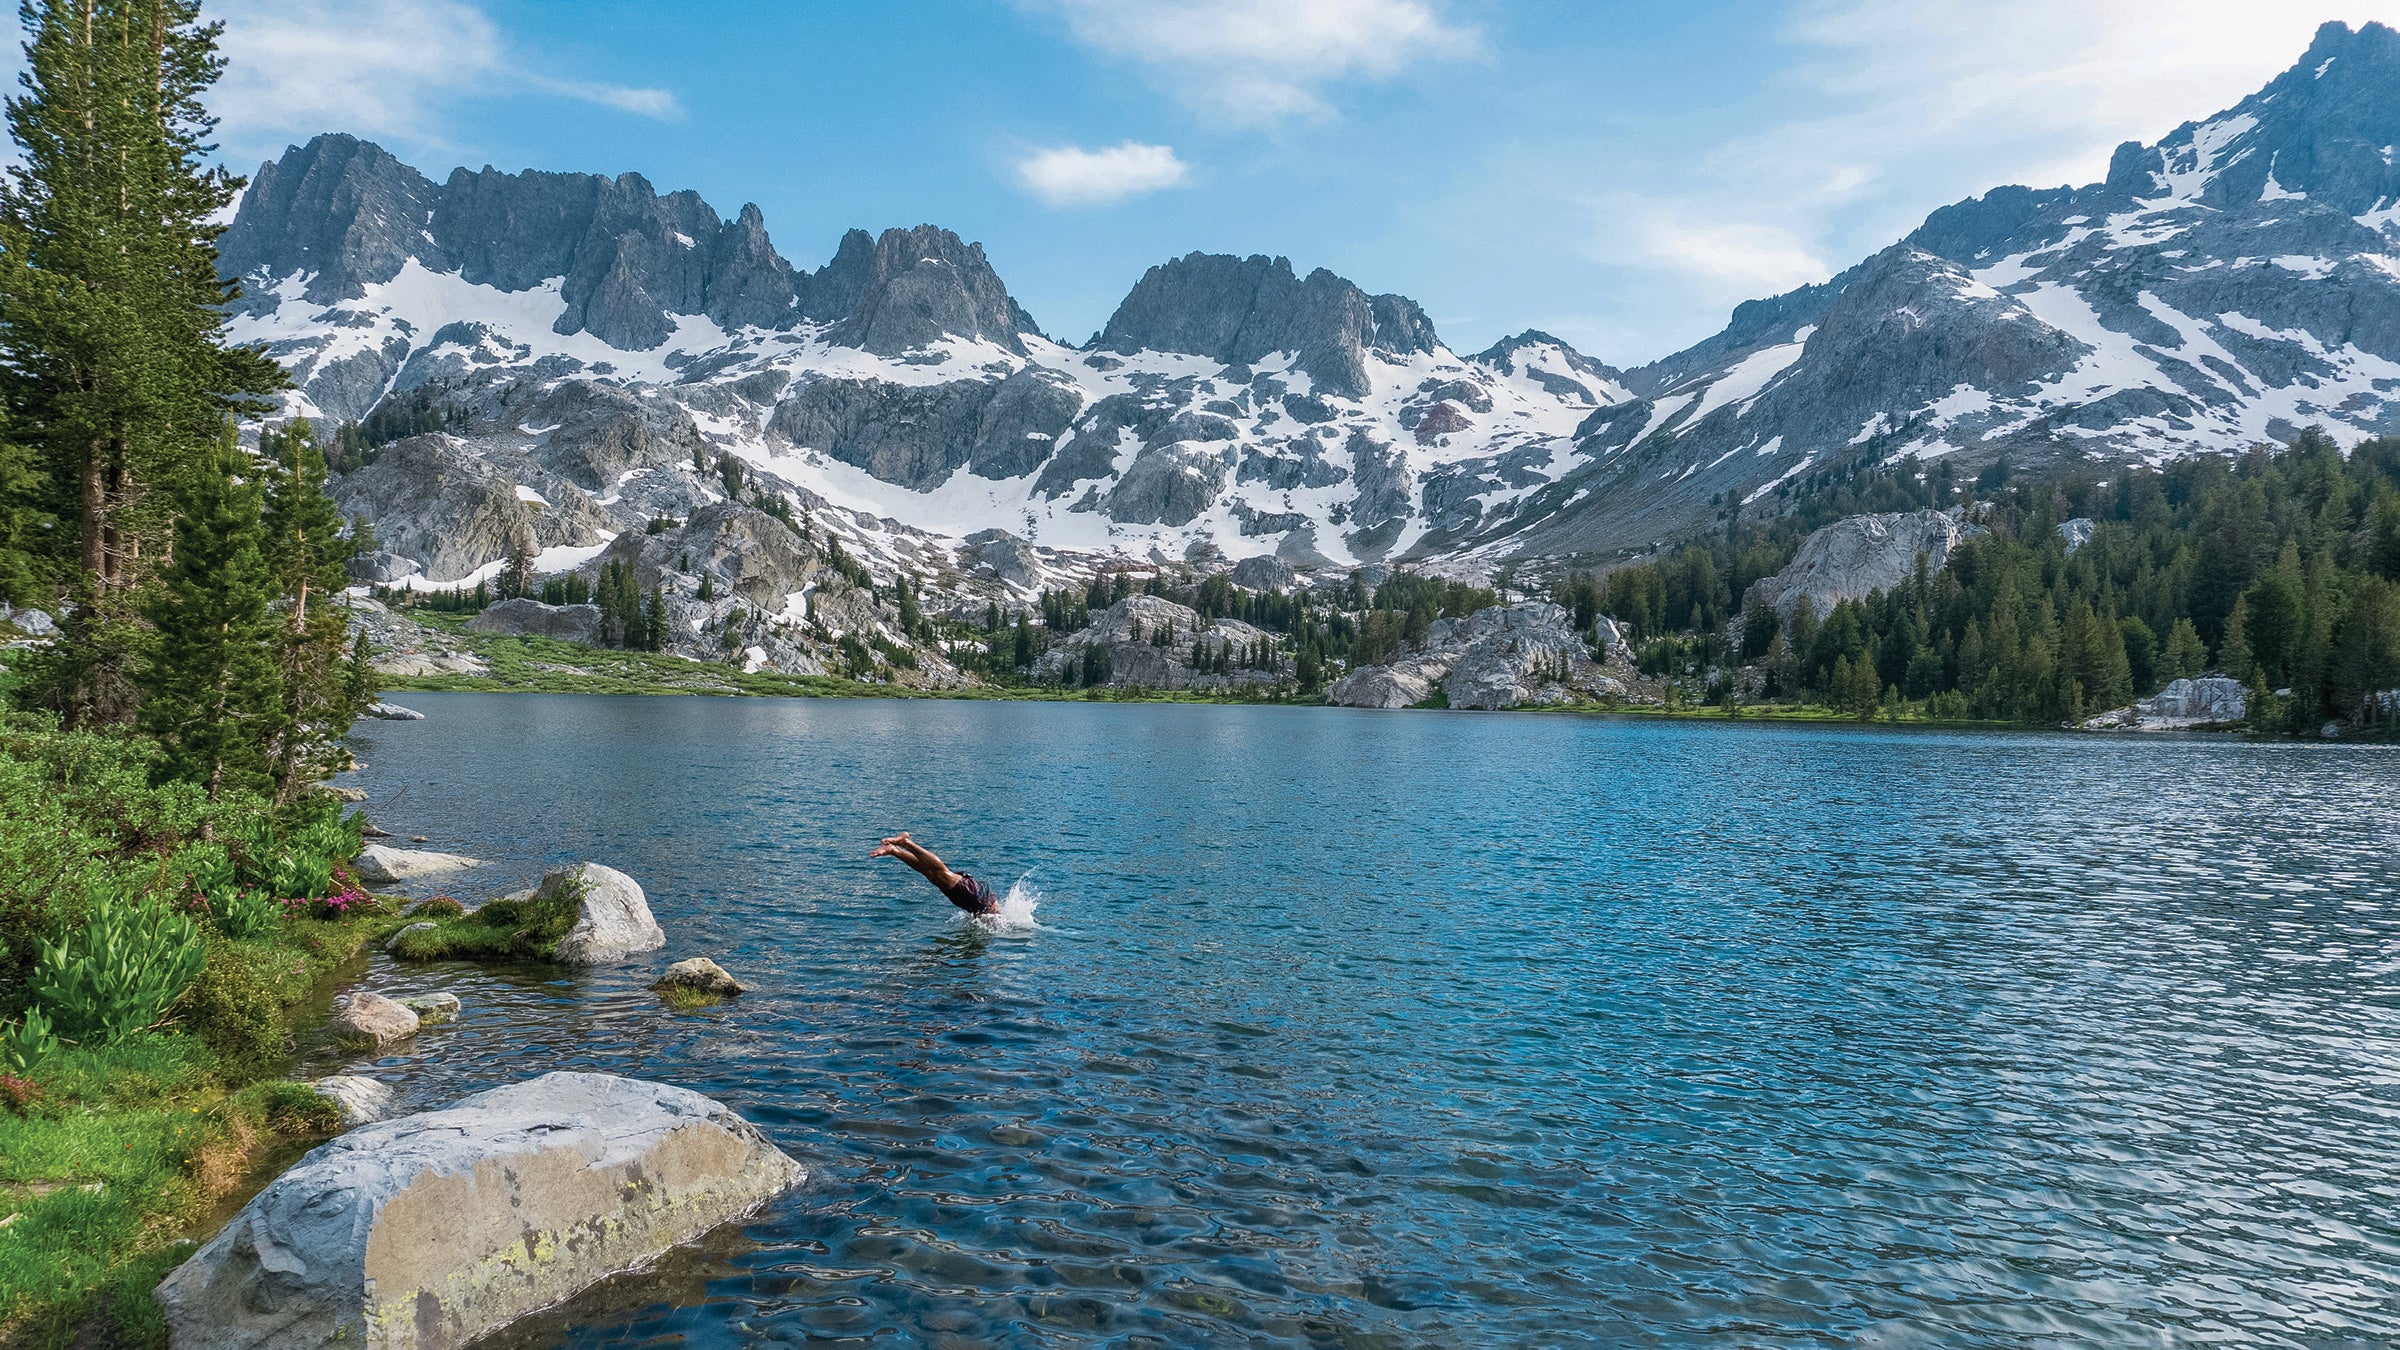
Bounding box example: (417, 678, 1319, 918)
(973, 877, 1042, 931)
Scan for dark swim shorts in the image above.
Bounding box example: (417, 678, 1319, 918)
(942, 872, 999, 915)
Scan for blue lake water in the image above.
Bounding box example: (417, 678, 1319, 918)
(324, 693, 2400, 1347)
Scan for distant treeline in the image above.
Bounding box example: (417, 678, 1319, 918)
(1595, 429, 2400, 726)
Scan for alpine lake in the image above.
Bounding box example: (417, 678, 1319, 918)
(314, 692, 2400, 1347)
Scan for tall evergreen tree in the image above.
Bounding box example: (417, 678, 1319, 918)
(0, 0, 285, 724)
(259, 418, 359, 799)
(137, 434, 277, 797)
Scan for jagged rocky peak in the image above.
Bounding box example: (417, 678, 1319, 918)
(1091, 252, 1438, 398)
(219, 133, 442, 307)
(2126, 20, 2400, 215)
(221, 137, 1040, 357)
(801, 225, 1041, 356)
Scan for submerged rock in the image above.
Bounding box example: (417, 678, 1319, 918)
(309, 1075, 394, 1128)
(545, 862, 666, 965)
(154, 1071, 805, 1350)
(331, 992, 419, 1049)
(654, 957, 747, 997)
(354, 845, 480, 885)
(396, 992, 462, 1024)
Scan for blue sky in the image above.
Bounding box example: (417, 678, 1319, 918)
(59, 1, 2400, 363)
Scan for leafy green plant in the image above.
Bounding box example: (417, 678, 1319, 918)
(32, 893, 206, 1044)
(183, 939, 306, 1082)
(1, 1005, 59, 1073)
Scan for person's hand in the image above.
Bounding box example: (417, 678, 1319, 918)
(870, 841, 900, 858)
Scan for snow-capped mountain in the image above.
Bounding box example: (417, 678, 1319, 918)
(221, 136, 1620, 584)
(1501, 19, 2400, 558)
(223, 20, 2400, 588)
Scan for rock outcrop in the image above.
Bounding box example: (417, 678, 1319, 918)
(361, 701, 425, 721)
(2085, 675, 2249, 730)
(464, 597, 601, 643)
(1033, 594, 1285, 691)
(1328, 602, 1629, 710)
(329, 435, 608, 584)
(353, 845, 480, 886)
(1742, 509, 1985, 625)
(543, 863, 665, 965)
(155, 1071, 804, 1350)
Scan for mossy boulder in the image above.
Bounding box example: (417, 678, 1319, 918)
(379, 863, 662, 965)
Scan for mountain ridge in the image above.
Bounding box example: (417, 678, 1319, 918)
(223, 20, 2400, 601)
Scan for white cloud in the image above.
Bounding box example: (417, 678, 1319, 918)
(1560, 2, 2400, 357)
(1027, 0, 1476, 125)
(208, 0, 680, 159)
(1779, 0, 2398, 185)
(1629, 214, 1831, 297)
(1016, 142, 1191, 208)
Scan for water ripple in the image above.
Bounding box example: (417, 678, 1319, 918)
(319, 696, 2400, 1347)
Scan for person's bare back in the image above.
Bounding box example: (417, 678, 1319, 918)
(871, 833, 999, 915)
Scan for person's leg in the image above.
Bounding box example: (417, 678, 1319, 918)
(875, 836, 961, 890)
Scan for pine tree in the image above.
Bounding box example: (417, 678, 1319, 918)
(2219, 595, 2255, 679)
(595, 564, 620, 643)
(1, 0, 286, 724)
(259, 419, 361, 799)
(617, 564, 645, 649)
(697, 571, 715, 602)
(138, 437, 279, 798)
(499, 528, 534, 601)
(642, 586, 666, 652)
(2162, 618, 2207, 682)
(342, 628, 377, 716)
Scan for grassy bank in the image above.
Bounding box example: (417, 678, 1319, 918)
(0, 715, 397, 1345)
(380, 619, 1326, 706)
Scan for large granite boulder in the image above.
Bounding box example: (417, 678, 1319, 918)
(155, 1071, 804, 1350)
(464, 598, 601, 643)
(2138, 676, 2248, 727)
(1325, 662, 1436, 710)
(544, 862, 666, 965)
(1229, 554, 1298, 592)
(353, 845, 480, 886)
(1743, 509, 1986, 625)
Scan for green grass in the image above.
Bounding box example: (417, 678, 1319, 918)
(378, 877, 585, 963)
(0, 714, 404, 1345)
(377, 619, 1326, 705)
(0, 1038, 346, 1345)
